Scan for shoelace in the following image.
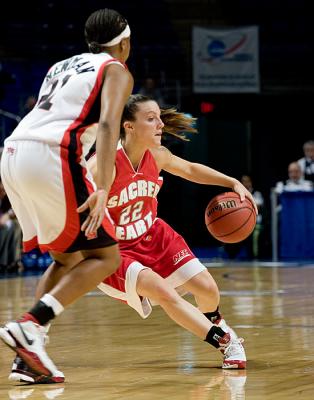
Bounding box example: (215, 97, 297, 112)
(223, 338, 244, 357)
(38, 324, 50, 346)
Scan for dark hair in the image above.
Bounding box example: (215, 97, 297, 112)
(85, 8, 128, 53)
(120, 94, 197, 141)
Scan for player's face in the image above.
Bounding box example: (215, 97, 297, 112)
(121, 37, 131, 62)
(132, 101, 164, 147)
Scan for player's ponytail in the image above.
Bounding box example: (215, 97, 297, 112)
(160, 108, 197, 141)
(120, 94, 198, 141)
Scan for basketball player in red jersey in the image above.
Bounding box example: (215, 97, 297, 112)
(0, 9, 133, 383)
(90, 94, 257, 369)
(7, 95, 257, 384)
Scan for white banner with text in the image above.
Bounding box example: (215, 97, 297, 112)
(193, 25, 260, 93)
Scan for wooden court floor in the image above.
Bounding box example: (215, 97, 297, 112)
(0, 264, 314, 400)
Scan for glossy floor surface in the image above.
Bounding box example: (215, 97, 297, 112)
(0, 264, 314, 400)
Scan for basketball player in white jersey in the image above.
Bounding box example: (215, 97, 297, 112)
(0, 9, 133, 383)
(91, 95, 257, 369)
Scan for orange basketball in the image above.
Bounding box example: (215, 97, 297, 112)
(205, 192, 256, 243)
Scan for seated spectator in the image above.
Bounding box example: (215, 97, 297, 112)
(0, 179, 23, 273)
(297, 140, 314, 183)
(275, 161, 313, 194)
(240, 174, 264, 218)
(224, 174, 266, 260)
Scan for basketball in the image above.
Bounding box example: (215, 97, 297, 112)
(205, 192, 256, 243)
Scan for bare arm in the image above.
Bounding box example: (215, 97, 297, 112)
(96, 64, 133, 192)
(153, 146, 258, 213)
(86, 154, 116, 187)
(77, 64, 133, 236)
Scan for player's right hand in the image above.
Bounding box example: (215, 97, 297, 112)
(77, 189, 108, 238)
(232, 181, 259, 215)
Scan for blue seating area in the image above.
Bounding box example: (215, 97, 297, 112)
(279, 192, 314, 261)
(21, 250, 53, 271)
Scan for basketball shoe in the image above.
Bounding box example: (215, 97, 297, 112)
(0, 319, 62, 379)
(9, 356, 64, 384)
(221, 337, 246, 369)
(8, 322, 64, 384)
(215, 318, 247, 369)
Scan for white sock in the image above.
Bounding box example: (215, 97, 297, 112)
(41, 294, 64, 316)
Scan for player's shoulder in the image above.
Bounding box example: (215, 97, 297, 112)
(150, 146, 172, 169)
(150, 145, 170, 157)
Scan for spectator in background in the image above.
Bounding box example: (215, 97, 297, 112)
(241, 175, 264, 214)
(138, 77, 166, 107)
(0, 179, 22, 273)
(297, 140, 314, 183)
(240, 175, 265, 259)
(275, 161, 313, 194)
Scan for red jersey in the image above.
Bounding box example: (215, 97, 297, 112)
(107, 148, 163, 243)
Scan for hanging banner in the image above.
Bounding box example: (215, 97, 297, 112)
(193, 25, 260, 93)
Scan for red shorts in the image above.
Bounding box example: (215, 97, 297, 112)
(98, 218, 206, 318)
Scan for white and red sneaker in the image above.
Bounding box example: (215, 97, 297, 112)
(221, 337, 246, 369)
(214, 317, 246, 369)
(0, 320, 61, 378)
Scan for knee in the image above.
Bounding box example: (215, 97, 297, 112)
(137, 270, 180, 305)
(153, 285, 179, 306)
(206, 280, 220, 298)
(205, 282, 220, 304)
(211, 288, 220, 306)
(196, 280, 220, 305)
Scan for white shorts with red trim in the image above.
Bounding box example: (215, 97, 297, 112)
(97, 218, 206, 318)
(1, 140, 116, 253)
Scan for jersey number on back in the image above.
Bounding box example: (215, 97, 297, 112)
(38, 75, 71, 111)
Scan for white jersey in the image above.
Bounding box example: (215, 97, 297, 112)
(5, 52, 125, 156)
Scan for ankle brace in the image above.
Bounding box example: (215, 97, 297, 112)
(204, 325, 228, 348)
(203, 307, 221, 323)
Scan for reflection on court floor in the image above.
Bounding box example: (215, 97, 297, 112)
(1, 264, 314, 400)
